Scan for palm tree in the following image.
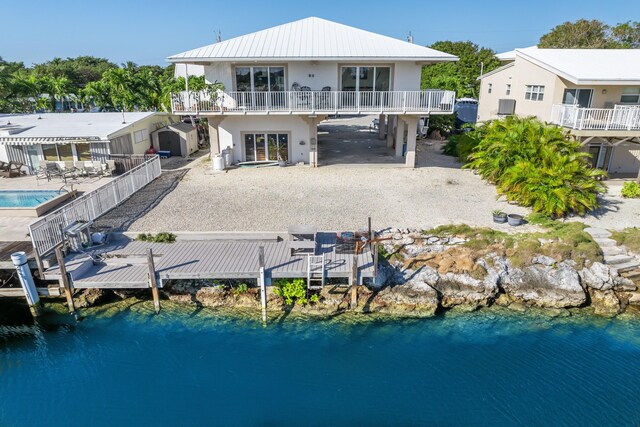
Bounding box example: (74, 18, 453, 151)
(43, 75, 73, 112)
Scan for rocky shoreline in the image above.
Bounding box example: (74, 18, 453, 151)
(69, 228, 640, 319)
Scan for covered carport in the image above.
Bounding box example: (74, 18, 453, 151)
(316, 114, 420, 167)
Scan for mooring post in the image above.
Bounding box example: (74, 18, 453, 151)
(373, 242, 379, 277)
(350, 254, 359, 310)
(368, 217, 372, 250)
(146, 248, 161, 314)
(258, 246, 267, 324)
(55, 246, 75, 314)
(11, 251, 41, 317)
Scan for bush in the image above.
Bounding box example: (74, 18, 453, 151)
(136, 232, 177, 243)
(273, 278, 307, 305)
(232, 283, 249, 296)
(443, 132, 481, 163)
(465, 116, 606, 217)
(621, 181, 640, 198)
(427, 114, 456, 136)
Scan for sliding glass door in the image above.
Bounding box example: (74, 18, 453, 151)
(235, 66, 286, 108)
(244, 133, 289, 162)
(340, 66, 391, 107)
(563, 89, 593, 108)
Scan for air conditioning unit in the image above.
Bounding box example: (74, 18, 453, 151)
(498, 99, 516, 115)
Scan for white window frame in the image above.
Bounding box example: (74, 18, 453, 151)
(133, 129, 147, 144)
(243, 132, 290, 162)
(339, 65, 392, 92)
(525, 85, 545, 101)
(620, 87, 640, 104)
(234, 66, 287, 92)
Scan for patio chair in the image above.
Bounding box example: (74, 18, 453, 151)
(0, 161, 10, 172)
(0, 162, 25, 178)
(288, 224, 317, 256)
(104, 160, 116, 176)
(74, 161, 87, 176)
(84, 161, 102, 178)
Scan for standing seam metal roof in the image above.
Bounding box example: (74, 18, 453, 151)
(168, 17, 457, 62)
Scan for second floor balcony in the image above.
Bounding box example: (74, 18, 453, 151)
(171, 90, 456, 116)
(550, 104, 640, 132)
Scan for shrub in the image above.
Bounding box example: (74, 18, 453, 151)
(273, 278, 307, 305)
(442, 130, 482, 163)
(428, 114, 456, 136)
(136, 232, 177, 243)
(310, 294, 320, 304)
(621, 181, 640, 198)
(465, 116, 606, 217)
(232, 283, 249, 296)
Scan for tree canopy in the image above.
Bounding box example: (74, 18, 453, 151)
(539, 19, 640, 48)
(421, 41, 500, 99)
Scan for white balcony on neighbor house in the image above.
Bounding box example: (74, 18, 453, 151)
(550, 104, 640, 132)
(171, 90, 456, 116)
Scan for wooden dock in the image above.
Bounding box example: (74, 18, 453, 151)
(0, 241, 35, 270)
(43, 232, 376, 289)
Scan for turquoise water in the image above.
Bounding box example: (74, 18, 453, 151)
(0, 190, 60, 208)
(1, 302, 640, 426)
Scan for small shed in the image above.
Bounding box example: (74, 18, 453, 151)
(151, 122, 198, 157)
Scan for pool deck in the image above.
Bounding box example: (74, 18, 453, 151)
(0, 175, 114, 241)
(43, 233, 376, 289)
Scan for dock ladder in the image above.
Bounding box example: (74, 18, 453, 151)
(307, 254, 325, 290)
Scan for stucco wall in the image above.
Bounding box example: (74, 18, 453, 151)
(217, 115, 312, 164)
(609, 142, 640, 174)
(110, 114, 176, 155)
(560, 81, 640, 108)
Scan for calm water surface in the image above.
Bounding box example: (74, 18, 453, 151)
(1, 301, 639, 426)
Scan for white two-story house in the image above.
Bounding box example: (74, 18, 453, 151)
(167, 17, 457, 167)
(478, 47, 640, 178)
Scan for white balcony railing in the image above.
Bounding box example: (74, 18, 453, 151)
(550, 104, 640, 131)
(171, 90, 456, 115)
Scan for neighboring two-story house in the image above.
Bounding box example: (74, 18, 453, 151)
(478, 47, 640, 177)
(167, 17, 457, 167)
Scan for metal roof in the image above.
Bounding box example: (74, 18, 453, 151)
(168, 17, 458, 63)
(0, 112, 160, 142)
(516, 47, 640, 85)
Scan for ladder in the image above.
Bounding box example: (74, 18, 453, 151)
(307, 254, 325, 290)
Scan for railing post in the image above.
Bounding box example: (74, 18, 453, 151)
(311, 91, 315, 114)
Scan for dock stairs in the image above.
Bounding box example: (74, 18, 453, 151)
(307, 254, 325, 290)
(585, 228, 640, 280)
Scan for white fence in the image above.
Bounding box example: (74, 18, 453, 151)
(550, 104, 640, 131)
(28, 155, 162, 262)
(172, 90, 456, 115)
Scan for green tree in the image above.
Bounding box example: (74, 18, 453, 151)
(421, 41, 500, 98)
(611, 21, 640, 48)
(33, 56, 116, 88)
(42, 75, 73, 112)
(539, 19, 626, 48)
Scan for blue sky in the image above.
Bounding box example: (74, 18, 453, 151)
(1, 0, 638, 66)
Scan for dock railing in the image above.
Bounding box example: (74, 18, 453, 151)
(28, 155, 162, 269)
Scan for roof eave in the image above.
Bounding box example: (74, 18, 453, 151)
(167, 56, 458, 63)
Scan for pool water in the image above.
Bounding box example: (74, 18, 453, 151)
(0, 190, 61, 208)
(1, 301, 639, 426)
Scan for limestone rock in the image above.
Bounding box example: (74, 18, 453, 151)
(74, 288, 110, 308)
(368, 282, 438, 317)
(432, 270, 499, 310)
(532, 255, 556, 267)
(501, 265, 586, 308)
(579, 262, 615, 290)
(589, 289, 621, 317)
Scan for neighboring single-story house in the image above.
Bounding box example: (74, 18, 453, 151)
(0, 112, 178, 173)
(167, 16, 458, 167)
(151, 122, 199, 157)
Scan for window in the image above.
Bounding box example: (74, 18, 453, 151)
(57, 144, 73, 161)
(235, 66, 285, 92)
(133, 129, 147, 144)
(506, 84, 511, 96)
(488, 83, 492, 94)
(41, 143, 75, 161)
(340, 66, 391, 91)
(620, 87, 640, 104)
(525, 85, 545, 101)
(244, 133, 289, 162)
(563, 88, 592, 108)
(75, 143, 91, 161)
(42, 144, 58, 161)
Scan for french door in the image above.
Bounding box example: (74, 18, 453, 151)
(244, 133, 289, 162)
(340, 66, 391, 107)
(235, 66, 286, 108)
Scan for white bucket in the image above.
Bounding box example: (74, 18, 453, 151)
(212, 155, 225, 171)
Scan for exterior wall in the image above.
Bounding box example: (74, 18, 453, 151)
(174, 63, 205, 79)
(560, 81, 640, 108)
(610, 142, 640, 174)
(217, 116, 311, 164)
(0, 144, 7, 163)
(200, 60, 424, 92)
(478, 58, 563, 122)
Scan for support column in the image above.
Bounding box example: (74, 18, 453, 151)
(146, 248, 161, 314)
(386, 115, 395, 148)
(208, 117, 225, 156)
(11, 251, 41, 317)
(395, 117, 405, 158)
(378, 114, 386, 140)
(55, 246, 75, 314)
(403, 116, 419, 168)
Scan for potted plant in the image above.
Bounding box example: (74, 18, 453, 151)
(492, 210, 507, 223)
(507, 213, 524, 226)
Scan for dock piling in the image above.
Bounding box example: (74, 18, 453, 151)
(258, 246, 267, 324)
(350, 254, 358, 310)
(146, 248, 161, 314)
(11, 251, 41, 317)
(55, 246, 75, 314)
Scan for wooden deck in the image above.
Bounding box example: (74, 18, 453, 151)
(0, 241, 35, 270)
(43, 233, 375, 289)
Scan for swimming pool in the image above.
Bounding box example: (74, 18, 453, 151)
(0, 190, 75, 217)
